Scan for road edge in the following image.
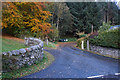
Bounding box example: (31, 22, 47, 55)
(74, 44, 119, 60)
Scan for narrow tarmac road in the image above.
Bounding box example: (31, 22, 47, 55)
(23, 42, 119, 78)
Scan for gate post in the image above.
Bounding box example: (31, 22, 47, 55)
(81, 41, 84, 49)
(87, 40, 89, 51)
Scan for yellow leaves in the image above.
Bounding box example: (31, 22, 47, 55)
(31, 27, 36, 32)
(24, 22, 29, 25)
(7, 2, 17, 10)
(2, 22, 7, 29)
(2, 2, 52, 37)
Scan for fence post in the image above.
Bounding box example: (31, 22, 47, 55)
(87, 40, 89, 51)
(81, 40, 84, 49)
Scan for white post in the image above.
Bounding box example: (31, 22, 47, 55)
(46, 38, 48, 45)
(87, 40, 89, 51)
(91, 25, 93, 33)
(81, 41, 84, 49)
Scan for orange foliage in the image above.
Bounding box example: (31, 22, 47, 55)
(2, 2, 52, 37)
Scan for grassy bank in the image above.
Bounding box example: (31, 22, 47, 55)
(2, 51, 54, 79)
(2, 38, 27, 52)
(2, 37, 57, 52)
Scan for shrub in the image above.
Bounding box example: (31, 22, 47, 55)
(98, 22, 112, 33)
(67, 38, 77, 42)
(79, 34, 87, 38)
(89, 28, 120, 49)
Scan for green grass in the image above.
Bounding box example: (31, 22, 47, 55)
(44, 41, 56, 49)
(67, 38, 77, 42)
(2, 38, 28, 52)
(1, 51, 54, 79)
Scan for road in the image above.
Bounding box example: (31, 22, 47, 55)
(23, 42, 119, 78)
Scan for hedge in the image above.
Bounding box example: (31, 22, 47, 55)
(89, 28, 120, 49)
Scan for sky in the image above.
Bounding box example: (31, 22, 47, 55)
(115, 0, 120, 9)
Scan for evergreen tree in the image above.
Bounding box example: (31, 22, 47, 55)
(66, 2, 119, 34)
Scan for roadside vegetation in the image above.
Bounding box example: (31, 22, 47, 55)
(77, 22, 120, 49)
(44, 41, 57, 49)
(89, 22, 120, 49)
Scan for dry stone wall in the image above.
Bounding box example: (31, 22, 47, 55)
(90, 45, 120, 59)
(2, 37, 44, 72)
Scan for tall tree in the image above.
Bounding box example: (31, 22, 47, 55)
(67, 2, 103, 33)
(47, 2, 73, 36)
(66, 2, 119, 33)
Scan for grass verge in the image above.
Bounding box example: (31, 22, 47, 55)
(44, 41, 57, 49)
(2, 38, 28, 52)
(2, 51, 54, 79)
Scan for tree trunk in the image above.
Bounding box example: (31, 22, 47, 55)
(104, 11, 106, 23)
(107, 2, 110, 23)
(56, 18, 59, 29)
(107, 11, 109, 23)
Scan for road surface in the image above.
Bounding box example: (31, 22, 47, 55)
(23, 42, 119, 78)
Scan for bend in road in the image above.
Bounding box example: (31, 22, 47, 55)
(23, 42, 119, 78)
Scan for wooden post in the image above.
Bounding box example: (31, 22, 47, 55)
(81, 41, 84, 49)
(87, 40, 89, 51)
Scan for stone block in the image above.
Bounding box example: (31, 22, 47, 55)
(19, 49, 26, 54)
(12, 50, 20, 55)
(2, 52, 7, 56)
(8, 51, 13, 56)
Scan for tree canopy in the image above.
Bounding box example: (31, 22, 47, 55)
(2, 2, 119, 39)
(66, 2, 119, 34)
(2, 2, 52, 38)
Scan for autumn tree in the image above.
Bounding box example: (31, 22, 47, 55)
(2, 2, 52, 39)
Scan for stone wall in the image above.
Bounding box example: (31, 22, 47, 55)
(90, 45, 120, 59)
(2, 38, 44, 72)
